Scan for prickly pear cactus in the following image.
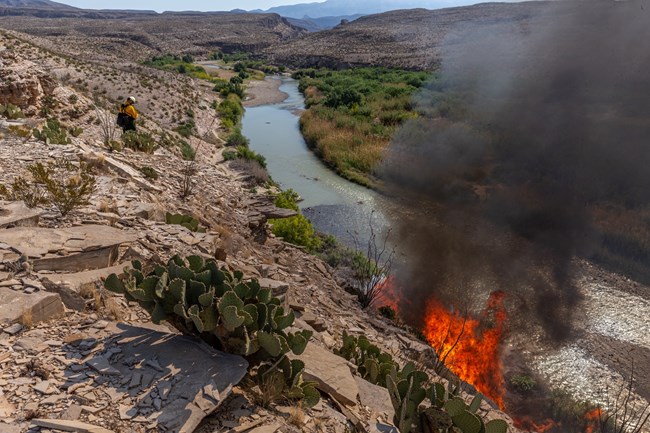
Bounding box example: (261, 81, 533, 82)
(105, 255, 310, 358)
(32, 118, 71, 145)
(105, 255, 320, 407)
(165, 212, 204, 232)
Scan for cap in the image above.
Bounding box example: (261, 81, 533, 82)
(127, 96, 136, 103)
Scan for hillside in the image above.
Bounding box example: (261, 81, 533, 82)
(0, 12, 304, 62)
(263, 1, 563, 70)
(0, 0, 77, 9)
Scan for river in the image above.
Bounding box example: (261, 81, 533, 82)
(242, 77, 389, 248)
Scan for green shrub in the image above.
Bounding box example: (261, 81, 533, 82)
(236, 146, 266, 168)
(122, 130, 157, 153)
(139, 166, 159, 180)
(174, 119, 195, 138)
(378, 306, 397, 321)
(179, 140, 195, 161)
(270, 189, 321, 251)
(510, 374, 536, 392)
(225, 129, 249, 147)
(218, 95, 244, 130)
(1, 158, 96, 216)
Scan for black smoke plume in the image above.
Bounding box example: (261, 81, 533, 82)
(380, 0, 650, 340)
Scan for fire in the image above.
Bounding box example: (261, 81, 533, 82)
(584, 408, 603, 433)
(514, 416, 560, 432)
(422, 291, 508, 409)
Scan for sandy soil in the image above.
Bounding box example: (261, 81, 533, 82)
(243, 77, 288, 107)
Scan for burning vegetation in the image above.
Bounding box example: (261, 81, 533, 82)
(378, 0, 650, 431)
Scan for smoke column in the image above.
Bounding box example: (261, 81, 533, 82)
(380, 0, 650, 340)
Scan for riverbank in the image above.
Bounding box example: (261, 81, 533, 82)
(243, 76, 289, 107)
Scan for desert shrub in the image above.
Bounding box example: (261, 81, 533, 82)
(225, 129, 249, 147)
(510, 374, 536, 392)
(139, 166, 159, 180)
(270, 189, 321, 251)
(236, 145, 266, 168)
(378, 306, 397, 321)
(1, 158, 96, 216)
(179, 140, 195, 161)
(223, 149, 238, 161)
(122, 130, 157, 153)
(230, 159, 269, 185)
(68, 94, 78, 104)
(174, 119, 195, 138)
(218, 95, 244, 130)
(7, 125, 32, 139)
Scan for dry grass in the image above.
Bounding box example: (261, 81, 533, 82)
(97, 198, 118, 213)
(288, 406, 306, 427)
(78, 282, 102, 310)
(245, 372, 286, 408)
(103, 296, 124, 321)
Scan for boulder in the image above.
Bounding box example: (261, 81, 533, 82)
(0, 287, 64, 325)
(354, 376, 395, 420)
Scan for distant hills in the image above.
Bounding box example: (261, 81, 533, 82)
(0, 0, 76, 9)
(256, 0, 480, 18)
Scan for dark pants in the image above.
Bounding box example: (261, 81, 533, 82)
(122, 117, 136, 132)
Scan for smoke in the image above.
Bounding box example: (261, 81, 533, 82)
(381, 1, 650, 340)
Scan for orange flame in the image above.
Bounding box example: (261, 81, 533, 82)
(584, 408, 604, 433)
(375, 275, 400, 312)
(422, 291, 508, 409)
(514, 416, 561, 432)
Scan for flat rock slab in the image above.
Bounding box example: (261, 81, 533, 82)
(291, 343, 359, 407)
(0, 200, 42, 228)
(354, 376, 395, 420)
(32, 418, 116, 433)
(0, 287, 64, 324)
(2, 225, 137, 272)
(108, 324, 248, 433)
(43, 262, 130, 293)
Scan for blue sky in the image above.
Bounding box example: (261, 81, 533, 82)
(56, 1, 308, 12)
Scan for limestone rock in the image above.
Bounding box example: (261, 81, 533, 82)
(2, 225, 137, 272)
(0, 201, 42, 228)
(354, 376, 395, 420)
(291, 343, 359, 406)
(110, 323, 249, 432)
(0, 287, 64, 325)
(32, 419, 115, 433)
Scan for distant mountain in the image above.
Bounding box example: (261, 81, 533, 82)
(0, 0, 78, 9)
(287, 14, 364, 31)
(260, 0, 480, 19)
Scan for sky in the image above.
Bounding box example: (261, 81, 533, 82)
(56, 1, 312, 12)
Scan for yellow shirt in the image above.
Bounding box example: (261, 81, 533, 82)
(121, 103, 138, 119)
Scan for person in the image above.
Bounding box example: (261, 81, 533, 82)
(118, 96, 138, 132)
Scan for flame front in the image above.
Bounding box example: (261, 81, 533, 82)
(584, 408, 603, 433)
(422, 291, 507, 409)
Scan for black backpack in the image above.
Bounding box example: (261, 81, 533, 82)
(116, 104, 128, 127)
